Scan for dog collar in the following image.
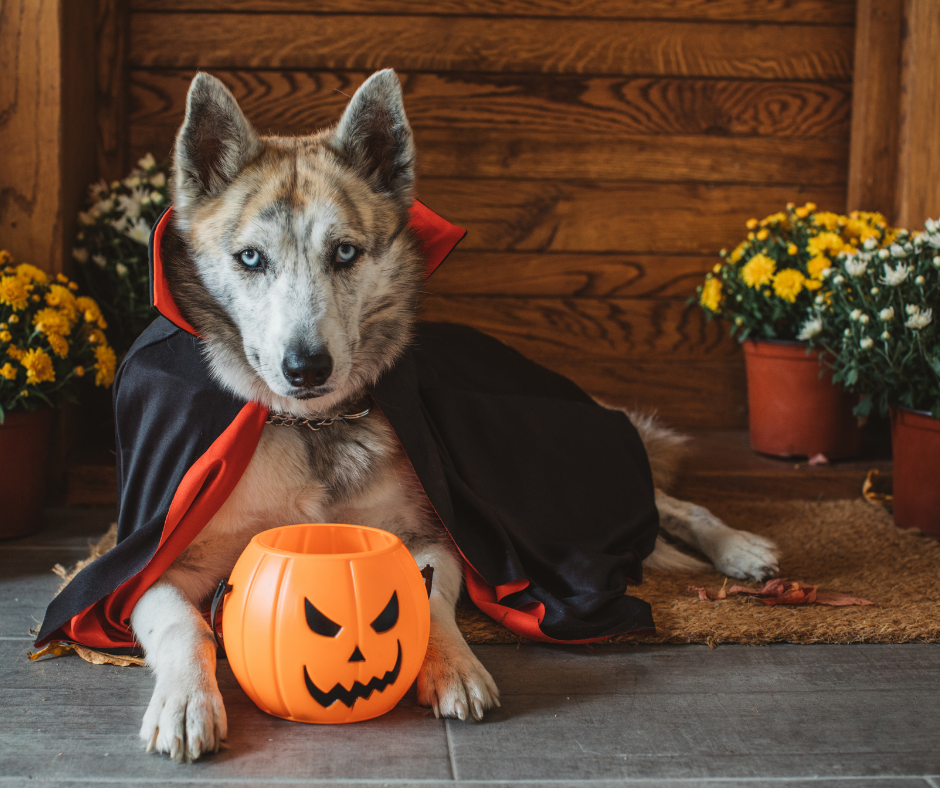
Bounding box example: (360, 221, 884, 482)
(265, 393, 373, 431)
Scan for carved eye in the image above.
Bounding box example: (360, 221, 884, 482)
(305, 598, 342, 637)
(370, 591, 399, 633)
(238, 248, 263, 269)
(335, 243, 359, 268)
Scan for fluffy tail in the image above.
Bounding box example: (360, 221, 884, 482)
(600, 406, 690, 492)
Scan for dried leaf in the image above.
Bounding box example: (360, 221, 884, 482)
(26, 640, 144, 667)
(863, 469, 893, 507)
(28, 642, 74, 661)
(690, 578, 876, 607)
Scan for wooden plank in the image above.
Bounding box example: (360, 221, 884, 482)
(418, 296, 739, 362)
(416, 181, 848, 253)
(130, 71, 854, 141)
(846, 0, 902, 218)
(895, 0, 940, 230)
(95, 0, 130, 184)
(0, 0, 64, 272)
(130, 124, 847, 184)
(428, 252, 716, 298)
(130, 0, 856, 25)
(129, 15, 854, 80)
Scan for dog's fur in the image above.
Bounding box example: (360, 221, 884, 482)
(130, 70, 779, 761)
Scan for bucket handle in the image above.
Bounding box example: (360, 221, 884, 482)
(210, 579, 232, 652)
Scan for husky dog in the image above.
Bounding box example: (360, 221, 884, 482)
(130, 70, 779, 761)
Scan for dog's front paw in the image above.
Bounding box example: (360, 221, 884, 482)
(418, 645, 500, 722)
(140, 679, 227, 762)
(711, 529, 780, 582)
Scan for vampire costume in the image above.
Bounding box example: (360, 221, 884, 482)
(35, 201, 659, 652)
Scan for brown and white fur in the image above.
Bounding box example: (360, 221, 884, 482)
(130, 70, 779, 762)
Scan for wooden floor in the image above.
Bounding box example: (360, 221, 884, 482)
(65, 428, 893, 508)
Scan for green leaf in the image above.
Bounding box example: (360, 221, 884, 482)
(853, 394, 873, 418)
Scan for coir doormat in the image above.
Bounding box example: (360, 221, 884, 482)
(457, 500, 940, 646)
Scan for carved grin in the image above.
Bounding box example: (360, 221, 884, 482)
(303, 640, 403, 708)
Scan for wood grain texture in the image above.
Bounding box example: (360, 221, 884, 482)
(130, 70, 854, 143)
(129, 14, 854, 80)
(419, 296, 738, 361)
(846, 0, 902, 218)
(130, 0, 856, 25)
(895, 0, 940, 230)
(0, 0, 63, 272)
(95, 0, 129, 183)
(416, 181, 847, 253)
(428, 252, 717, 298)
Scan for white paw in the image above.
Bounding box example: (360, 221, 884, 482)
(710, 529, 780, 582)
(140, 680, 227, 762)
(418, 646, 500, 722)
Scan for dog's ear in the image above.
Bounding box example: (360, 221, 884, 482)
(173, 72, 259, 225)
(329, 69, 415, 205)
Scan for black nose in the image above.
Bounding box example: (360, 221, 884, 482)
(282, 349, 333, 388)
(348, 646, 365, 663)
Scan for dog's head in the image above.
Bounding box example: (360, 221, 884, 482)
(165, 70, 422, 415)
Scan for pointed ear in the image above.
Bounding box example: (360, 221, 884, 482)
(173, 73, 259, 223)
(329, 69, 415, 204)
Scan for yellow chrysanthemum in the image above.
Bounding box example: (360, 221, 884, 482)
(812, 212, 842, 231)
(795, 206, 810, 219)
(741, 253, 776, 288)
(20, 347, 55, 385)
(45, 284, 79, 322)
(729, 242, 748, 264)
(772, 268, 806, 302)
(0, 250, 12, 266)
(806, 255, 830, 280)
(74, 365, 85, 378)
(760, 211, 789, 228)
(746, 218, 758, 230)
(787, 243, 798, 255)
(842, 218, 881, 242)
(756, 228, 769, 241)
(700, 277, 723, 312)
(9, 314, 19, 324)
(76, 296, 107, 329)
(0, 276, 31, 311)
(0, 331, 10, 343)
(87, 328, 107, 345)
(15, 263, 49, 284)
(47, 333, 69, 359)
(807, 232, 851, 259)
(94, 344, 116, 387)
(0, 362, 16, 380)
(804, 279, 823, 291)
(6, 344, 25, 361)
(33, 307, 73, 337)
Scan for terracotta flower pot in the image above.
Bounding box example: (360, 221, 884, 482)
(742, 340, 862, 459)
(891, 407, 940, 538)
(0, 408, 54, 539)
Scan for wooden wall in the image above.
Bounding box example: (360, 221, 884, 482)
(123, 0, 857, 429)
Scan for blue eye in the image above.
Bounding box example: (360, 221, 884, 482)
(335, 244, 359, 267)
(238, 249, 263, 269)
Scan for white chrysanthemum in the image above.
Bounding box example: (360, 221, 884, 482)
(879, 307, 895, 321)
(123, 175, 141, 189)
(878, 249, 890, 259)
(125, 216, 151, 246)
(88, 179, 109, 200)
(871, 287, 879, 295)
(72, 247, 88, 263)
(890, 243, 907, 257)
(863, 238, 878, 251)
(92, 254, 107, 268)
(859, 313, 870, 324)
(915, 275, 925, 285)
(110, 216, 127, 233)
(797, 316, 823, 341)
(881, 263, 911, 286)
(832, 274, 845, 285)
(137, 153, 156, 171)
(926, 218, 938, 233)
(814, 294, 825, 305)
(115, 263, 129, 277)
(933, 256, 940, 268)
(844, 328, 852, 337)
(844, 258, 868, 277)
(94, 197, 114, 215)
(860, 337, 874, 349)
(117, 187, 148, 221)
(78, 210, 96, 226)
(150, 172, 166, 189)
(881, 331, 891, 340)
(850, 309, 862, 320)
(905, 307, 933, 330)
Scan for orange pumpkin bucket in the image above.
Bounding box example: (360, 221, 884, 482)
(219, 523, 431, 724)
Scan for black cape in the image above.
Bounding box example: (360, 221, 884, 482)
(36, 203, 658, 650)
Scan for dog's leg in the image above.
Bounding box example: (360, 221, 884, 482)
(409, 542, 500, 722)
(654, 489, 780, 581)
(131, 581, 226, 761)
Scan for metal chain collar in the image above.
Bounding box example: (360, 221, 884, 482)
(266, 393, 373, 431)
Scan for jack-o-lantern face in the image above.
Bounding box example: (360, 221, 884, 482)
(302, 591, 402, 707)
(223, 523, 431, 724)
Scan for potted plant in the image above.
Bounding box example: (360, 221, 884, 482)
(72, 153, 169, 355)
(695, 203, 894, 458)
(808, 223, 939, 536)
(0, 252, 117, 537)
